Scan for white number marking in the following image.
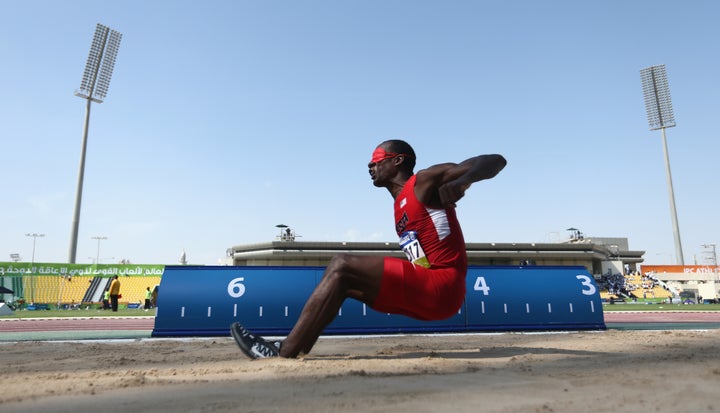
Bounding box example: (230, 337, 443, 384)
(228, 277, 246, 298)
(576, 275, 596, 296)
(473, 276, 491, 295)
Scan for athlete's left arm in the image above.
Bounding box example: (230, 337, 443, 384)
(417, 154, 507, 208)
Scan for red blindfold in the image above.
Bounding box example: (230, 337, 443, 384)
(371, 148, 410, 163)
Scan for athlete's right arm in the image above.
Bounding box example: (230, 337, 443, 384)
(415, 154, 506, 208)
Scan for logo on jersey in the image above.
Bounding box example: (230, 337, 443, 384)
(396, 212, 408, 234)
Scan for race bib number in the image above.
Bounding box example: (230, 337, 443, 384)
(399, 231, 430, 268)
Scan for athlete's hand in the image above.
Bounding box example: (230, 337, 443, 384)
(438, 180, 471, 208)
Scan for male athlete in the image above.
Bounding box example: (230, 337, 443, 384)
(232, 139, 506, 358)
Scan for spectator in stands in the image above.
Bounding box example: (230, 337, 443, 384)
(144, 286, 152, 311)
(109, 275, 121, 312)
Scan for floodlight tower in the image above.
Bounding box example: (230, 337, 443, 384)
(92, 235, 108, 265)
(640, 64, 684, 265)
(701, 243, 717, 281)
(25, 233, 45, 302)
(68, 24, 122, 264)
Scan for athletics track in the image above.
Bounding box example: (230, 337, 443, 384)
(1, 311, 719, 341)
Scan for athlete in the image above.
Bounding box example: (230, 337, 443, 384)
(232, 139, 507, 359)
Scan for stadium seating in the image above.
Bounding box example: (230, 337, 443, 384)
(115, 276, 161, 306)
(598, 271, 671, 301)
(625, 273, 671, 300)
(19, 275, 161, 309)
(24, 276, 85, 305)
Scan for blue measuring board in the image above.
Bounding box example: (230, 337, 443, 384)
(152, 265, 605, 337)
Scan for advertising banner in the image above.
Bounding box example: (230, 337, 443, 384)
(0, 262, 165, 277)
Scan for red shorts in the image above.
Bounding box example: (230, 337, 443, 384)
(371, 257, 466, 321)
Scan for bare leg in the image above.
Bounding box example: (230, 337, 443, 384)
(279, 254, 384, 358)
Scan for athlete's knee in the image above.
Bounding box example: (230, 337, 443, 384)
(322, 254, 356, 285)
(327, 253, 354, 272)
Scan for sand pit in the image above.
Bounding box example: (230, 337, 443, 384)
(1, 329, 719, 412)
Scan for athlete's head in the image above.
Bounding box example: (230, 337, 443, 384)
(370, 139, 416, 172)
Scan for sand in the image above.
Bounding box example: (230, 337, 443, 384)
(1, 329, 719, 412)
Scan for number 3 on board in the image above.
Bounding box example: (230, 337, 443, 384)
(473, 276, 490, 295)
(575, 275, 596, 295)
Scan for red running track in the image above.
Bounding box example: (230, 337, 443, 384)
(0, 317, 154, 332)
(1, 312, 720, 333)
(603, 311, 720, 323)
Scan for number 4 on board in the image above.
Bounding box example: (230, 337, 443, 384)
(473, 276, 490, 295)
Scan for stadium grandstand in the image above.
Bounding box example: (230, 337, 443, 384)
(21, 275, 160, 309)
(1, 230, 717, 309)
(0, 263, 161, 310)
(597, 270, 673, 303)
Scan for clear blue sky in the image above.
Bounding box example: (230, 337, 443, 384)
(2, 1, 719, 266)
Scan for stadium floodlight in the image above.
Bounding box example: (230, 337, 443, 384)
(92, 235, 108, 265)
(68, 24, 122, 264)
(640, 64, 684, 265)
(25, 233, 45, 302)
(701, 243, 718, 281)
(75, 24, 122, 103)
(641, 65, 676, 131)
(25, 233, 45, 264)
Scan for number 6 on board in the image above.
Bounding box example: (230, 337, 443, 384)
(228, 277, 246, 298)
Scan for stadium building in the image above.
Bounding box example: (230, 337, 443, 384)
(226, 231, 719, 301)
(227, 229, 644, 276)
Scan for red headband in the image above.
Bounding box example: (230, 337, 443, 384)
(371, 148, 410, 163)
